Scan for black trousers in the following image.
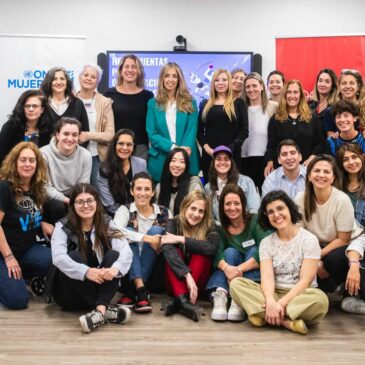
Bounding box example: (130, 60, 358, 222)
(319, 245, 365, 300)
(43, 199, 68, 225)
(53, 250, 120, 311)
(240, 156, 265, 194)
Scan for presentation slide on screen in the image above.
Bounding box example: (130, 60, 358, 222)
(107, 52, 252, 102)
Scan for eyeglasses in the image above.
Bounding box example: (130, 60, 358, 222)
(116, 142, 134, 148)
(24, 104, 41, 110)
(265, 205, 286, 217)
(74, 198, 96, 207)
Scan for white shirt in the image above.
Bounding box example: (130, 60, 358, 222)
(165, 101, 177, 144)
(49, 97, 69, 116)
(79, 95, 98, 157)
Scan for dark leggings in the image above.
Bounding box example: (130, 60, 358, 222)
(53, 250, 120, 311)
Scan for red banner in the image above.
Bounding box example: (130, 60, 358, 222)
(276, 35, 365, 99)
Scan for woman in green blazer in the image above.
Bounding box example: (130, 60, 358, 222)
(146, 62, 200, 182)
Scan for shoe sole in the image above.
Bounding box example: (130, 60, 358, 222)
(79, 315, 92, 333)
(117, 302, 135, 309)
(134, 306, 152, 313)
(119, 306, 131, 324)
(227, 315, 246, 322)
(211, 313, 227, 321)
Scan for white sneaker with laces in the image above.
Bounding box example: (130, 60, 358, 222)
(211, 290, 228, 321)
(79, 310, 105, 333)
(341, 297, 365, 315)
(227, 299, 247, 322)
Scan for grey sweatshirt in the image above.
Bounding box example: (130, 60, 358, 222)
(41, 137, 92, 201)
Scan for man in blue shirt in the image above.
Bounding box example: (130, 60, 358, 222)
(261, 139, 306, 199)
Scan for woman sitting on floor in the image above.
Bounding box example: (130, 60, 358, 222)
(230, 190, 329, 335)
(206, 184, 270, 322)
(161, 190, 219, 322)
(51, 183, 132, 333)
(113, 172, 172, 313)
(0, 142, 51, 309)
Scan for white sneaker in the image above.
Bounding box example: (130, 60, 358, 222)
(211, 290, 228, 321)
(341, 297, 365, 315)
(227, 299, 247, 322)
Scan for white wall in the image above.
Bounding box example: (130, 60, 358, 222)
(1, 0, 365, 80)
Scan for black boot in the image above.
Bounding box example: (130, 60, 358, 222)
(176, 294, 201, 322)
(162, 297, 180, 317)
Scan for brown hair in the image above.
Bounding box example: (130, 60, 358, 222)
(117, 54, 145, 88)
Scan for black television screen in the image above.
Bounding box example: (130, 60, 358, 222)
(105, 51, 253, 102)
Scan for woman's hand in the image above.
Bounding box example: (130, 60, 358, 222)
(185, 272, 198, 304)
(100, 267, 119, 281)
(5, 256, 22, 280)
(79, 132, 90, 144)
(41, 222, 54, 241)
(203, 144, 214, 157)
(317, 261, 330, 280)
(180, 146, 192, 156)
(264, 298, 284, 326)
(345, 264, 361, 296)
(303, 154, 316, 167)
(86, 268, 105, 284)
(144, 235, 161, 252)
(264, 161, 274, 177)
(161, 232, 184, 245)
(223, 265, 242, 281)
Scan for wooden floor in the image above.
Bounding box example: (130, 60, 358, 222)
(0, 293, 364, 365)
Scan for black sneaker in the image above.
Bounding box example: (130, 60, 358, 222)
(134, 286, 152, 313)
(105, 305, 131, 324)
(79, 310, 105, 333)
(29, 276, 46, 297)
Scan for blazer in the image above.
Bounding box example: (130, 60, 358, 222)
(146, 98, 200, 182)
(76, 92, 115, 161)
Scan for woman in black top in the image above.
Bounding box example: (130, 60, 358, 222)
(0, 90, 52, 166)
(264, 80, 325, 176)
(104, 54, 154, 160)
(161, 190, 219, 322)
(198, 68, 248, 181)
(40, 67, 89, 133)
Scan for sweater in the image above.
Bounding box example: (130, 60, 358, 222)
(40, 137, 92, 201)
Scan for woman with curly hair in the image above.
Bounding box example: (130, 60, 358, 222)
(0, 142, 51, 309)
(264, 80, 325, 176)
(198, 68, 248, 180)
(51, 183, 132, 333)
(0, 89, 53, 166)
(40, 66, 89, 133)
(97, 129, 147, 215)
(146, 62, 200, 182)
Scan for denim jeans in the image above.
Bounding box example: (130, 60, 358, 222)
(129, 226, 165, 283)
(206, 246, 260, 295)
(0, 243, 52, 309)
(90, 155, 101, 188)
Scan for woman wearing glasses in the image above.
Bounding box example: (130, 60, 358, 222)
(51, 183, 132, 333)
(0, 90, 52, 166)
(97, 129, 147, 215)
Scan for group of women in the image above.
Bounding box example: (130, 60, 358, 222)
(0, 54, 365, 336)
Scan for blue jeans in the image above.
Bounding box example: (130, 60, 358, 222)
(129, 226, 165, 283)
(206, 246, 260, 295)
(0, 244, 52, 309)
(90, 155, 101, 188)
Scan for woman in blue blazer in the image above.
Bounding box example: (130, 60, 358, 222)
(146, 62, 200, 182)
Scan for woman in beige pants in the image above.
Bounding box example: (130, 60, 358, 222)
(230, 190, 329, 335)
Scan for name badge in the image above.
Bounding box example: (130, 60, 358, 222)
(241, 239, 255, 249)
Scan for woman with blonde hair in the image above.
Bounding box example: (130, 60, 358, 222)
(231, 68, 246, 100)
(0, 142, 51, 309)
(76, 63, 115, 186)
(146, 62, 200, 182)
(161, 190, 219, 322)
(104, 54, 154, 160)
(198, 68, 248, 180)
(264, 80, 325, 176)
(241, 72, 278, 189)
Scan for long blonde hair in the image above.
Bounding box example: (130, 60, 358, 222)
(177, 191, 212, 240)
(0, 142, 48, 206)
(156, 62, 194, 113)
(202, 69, 236, 121)
(275, 80, 312, 123)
